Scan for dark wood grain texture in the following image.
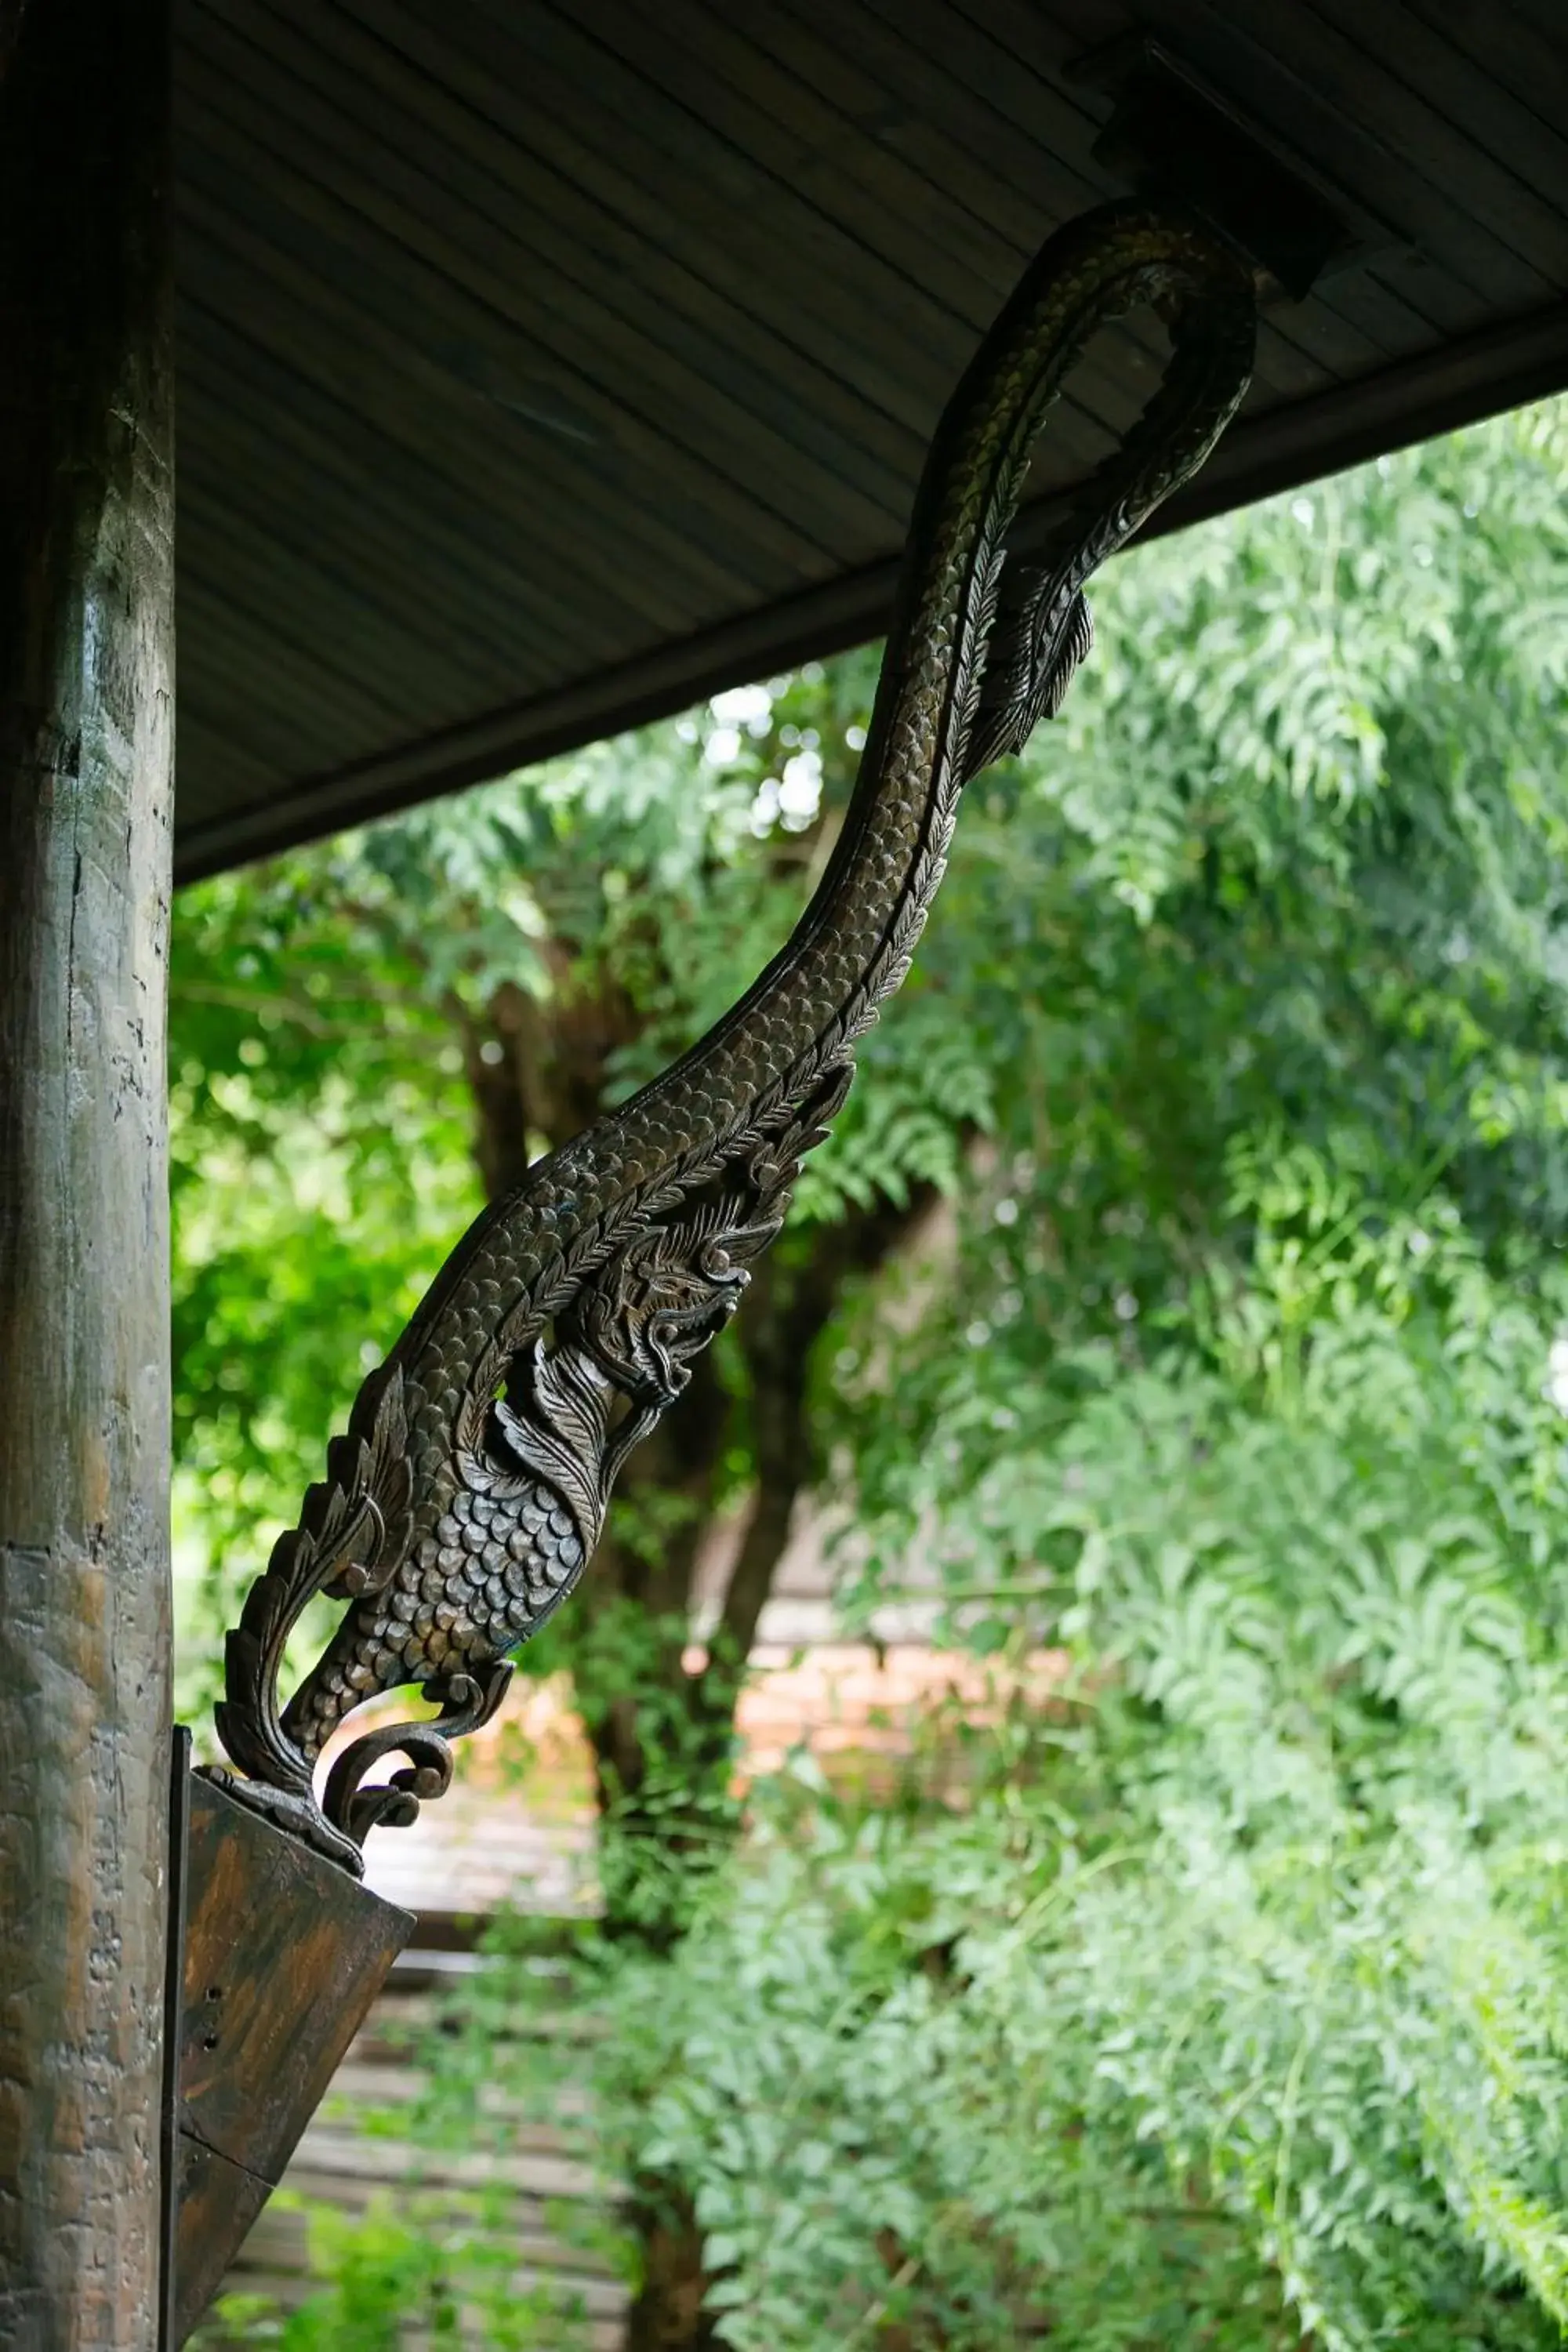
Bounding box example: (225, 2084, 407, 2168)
(172, 1775, 413, 2344)
(0, 1, 175, 2342)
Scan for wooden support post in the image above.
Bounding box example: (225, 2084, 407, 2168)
(0, 3, 176, 2345)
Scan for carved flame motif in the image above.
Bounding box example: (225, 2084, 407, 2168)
(205, 206, 1257, 1873)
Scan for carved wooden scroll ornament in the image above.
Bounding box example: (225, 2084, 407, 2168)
(205, 205, 1257, 1873)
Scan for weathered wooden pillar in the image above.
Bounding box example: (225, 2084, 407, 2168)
(0, 2, 175, 2344)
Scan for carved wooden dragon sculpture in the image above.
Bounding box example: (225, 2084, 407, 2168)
(206, 205, 1257, 1872)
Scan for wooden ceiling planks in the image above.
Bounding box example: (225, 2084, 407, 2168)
(215, 7, 907, 561)
(1331, 0, 1568, 215)
(174, 0, 1568, 879)
(1418, 2, 1568, 140)
(179, 307, 639, 679)
(180, 93, 813, 605)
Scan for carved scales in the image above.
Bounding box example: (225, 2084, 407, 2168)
(206, 205, 1257, 1873)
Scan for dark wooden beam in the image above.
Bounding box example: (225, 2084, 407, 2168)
(172, 292, 1568, 884)
(0, 2, 176, 2342)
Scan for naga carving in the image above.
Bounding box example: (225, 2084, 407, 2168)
(206, 205, 1257, 1873)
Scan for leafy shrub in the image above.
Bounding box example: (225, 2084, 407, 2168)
(452, 1235, 1568, 2347)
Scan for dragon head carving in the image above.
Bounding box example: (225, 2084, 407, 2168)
(573, 1215, 752, 1403)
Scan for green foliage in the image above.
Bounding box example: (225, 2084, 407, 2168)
(818, 400, 1568, 2345)
(167, 649, 913, 1698)
(554, 1594, 747, 1940)
(169, 858, 479, 1710)
(197, 2192, 592, 2350)
(176, 400, 1568, 2345)
(452, 1228, 1568, 2348)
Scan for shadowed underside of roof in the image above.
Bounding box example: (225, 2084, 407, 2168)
(175, 0, 1568, 880)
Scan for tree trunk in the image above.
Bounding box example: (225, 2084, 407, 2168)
(0, 3, 175, 2344)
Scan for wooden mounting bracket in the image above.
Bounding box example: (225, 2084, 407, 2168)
(1070, 34, 1359, 301)
(163, 1762, 413, 2343)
